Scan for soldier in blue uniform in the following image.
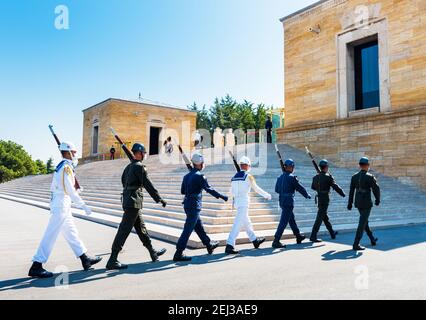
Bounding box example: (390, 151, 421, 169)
(348, 157, 380, 251)
(273, 159, 312, 248)
(173, 153, 229, 262)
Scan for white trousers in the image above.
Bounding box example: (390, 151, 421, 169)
(227, 206, 257, 247)
(32, 206, 87, 263)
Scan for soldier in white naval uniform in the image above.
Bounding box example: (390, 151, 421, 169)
(225, 156, 272, 254)
(28, 142, 102, 278)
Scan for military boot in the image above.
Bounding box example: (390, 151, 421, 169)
(296, 235, 306, 244)
(207, 240, 219, 255)
(370, 237, 378, 246)
(147, 246, 167, 262)
(272, 240, 286, 249)
(225, 245, 239, 255)
(80, 253, 102, 271)
(330, 231, 339, 240)
(106, 251, 128, 270)
(310, 238, 323, 243)
(252, 237, 266, 249)
(353, 243, 365, 251)
(28, 262, 53, 279)
(173, 250, 192, 262)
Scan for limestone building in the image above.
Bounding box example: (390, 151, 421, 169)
(82, 98, 197, 159)
(276, 0, 426, 189)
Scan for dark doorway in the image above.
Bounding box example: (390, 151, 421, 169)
(354, 39, 380, 110)
(92, 126, 99, 154)
(149, 127, 161, 155)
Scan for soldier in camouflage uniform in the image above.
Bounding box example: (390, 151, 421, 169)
(106, 143, 168, 270)
(348, 157, 380, 251)
(310, 159, 346, 243)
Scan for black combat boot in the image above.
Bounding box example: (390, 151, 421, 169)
(173, 250, 192, 262)
(225, 244, 239, 255)
(272, 239, 286, 249)
(370, 237, 378, 246)
(80, 253, 102, 271)
(28, 262, 53, 279)
(106, 251, 128, 270)
(330, 231, 338, 240)
(207, 240, 219, 255)
(353, 244, 365, 251)
(147, 246, 167, 262)
(310, 238, 323, 243)
(252, 237, 266, 249)
(296, 235, 306, 244)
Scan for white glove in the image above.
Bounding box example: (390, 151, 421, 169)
(265, 194, 272, 201)
(82, 205, 92, 216)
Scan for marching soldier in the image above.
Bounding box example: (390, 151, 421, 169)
(106, 143, 168, 270)
(225, 156, 271, 255)
(173, 153, 228, 262)
(28, 142, 102, 278)
(273, 159, 312, 248)
(309, 159, 346, 242)
(348, 157, 380, 251)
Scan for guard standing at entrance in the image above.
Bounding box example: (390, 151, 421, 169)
(309, 159, 345, 242)
(265, 116, 273, 144)
(348, 157, 380, 251)
(110, 145, 116, 160)
(106, 143, 168, 270)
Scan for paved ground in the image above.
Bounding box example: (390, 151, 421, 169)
(1, 198, 425, 300)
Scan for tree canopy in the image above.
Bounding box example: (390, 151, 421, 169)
(188, 95, 272, 133)
(0, 140, 50, 183)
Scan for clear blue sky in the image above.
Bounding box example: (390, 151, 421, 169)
(0, 0, 316, 162)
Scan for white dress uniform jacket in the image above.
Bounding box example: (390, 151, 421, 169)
(227, 171, 271, 247)
(32, 159, 88, 263)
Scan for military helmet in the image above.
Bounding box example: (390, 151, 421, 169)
(59, 141, 77, 152)
(359, 157, 369, 165)
(319, 159, 329, 167)
(284, 159, 295, 167)
(131, 143, 146, 153)
(239, 156, 251, 166)
(191, 153, 204, 165)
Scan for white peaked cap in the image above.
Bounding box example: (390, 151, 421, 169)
(191, 153, 204, 165)
(59, 141, 77, 152)
(239, 156, 251, 166)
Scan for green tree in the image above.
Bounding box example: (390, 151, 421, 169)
(254, 103, 268, 130)
(46, 157, 55, 174)
(188, 102, 211, 130)
(35, 159, 47, 175)
(0, 140, 38, 183)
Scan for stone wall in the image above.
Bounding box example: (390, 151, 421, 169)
(283, 0, 426, 126)
(82, 99, 196, 158)
(276, 105, 426, 190)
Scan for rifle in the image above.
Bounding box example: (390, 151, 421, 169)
(228, 150, 241, 172)
(305, 146, 321, 174)
(174, 140, 193, 171)
(48, 125, 81, 191)
(110, 128, 135, 162)
(274, 144, 286, 172)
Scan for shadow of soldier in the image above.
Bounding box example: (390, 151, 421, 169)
(0, 251, 239, 292)
(321, 250, 363, 261)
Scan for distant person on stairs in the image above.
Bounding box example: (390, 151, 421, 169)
(225, 156, 271, 255)
(28, 141, 102, 279)
(173, 153, 228, 262)
(110, 145, 116, 160)
(272, 159, 312, 249)
(347, 157, 380, 251)
(106, 143, 168, 270)
(309, 159, 346, 243)
(265, 116, 273, 144)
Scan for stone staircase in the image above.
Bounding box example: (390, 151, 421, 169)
(1, 144, 426, 248)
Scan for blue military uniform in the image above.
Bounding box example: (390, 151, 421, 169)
(274, 170, 311, 244)
(176, 168, 227, 252)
